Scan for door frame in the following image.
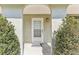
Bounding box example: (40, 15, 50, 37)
(32, 18, 44, 44)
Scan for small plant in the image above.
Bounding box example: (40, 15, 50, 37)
(54, 16, 79, 55)
(0, 15, 20, 55)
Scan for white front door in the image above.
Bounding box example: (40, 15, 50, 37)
(32, 18, 43, 46)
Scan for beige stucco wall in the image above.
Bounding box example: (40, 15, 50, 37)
(23, 14, 52, 43)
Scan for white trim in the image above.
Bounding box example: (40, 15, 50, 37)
(32, 18, 44, 45)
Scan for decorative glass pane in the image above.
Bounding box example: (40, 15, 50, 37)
(33, 21, 41, 29)
(34, 29, 41, 37)
(33, 21, 41, 37)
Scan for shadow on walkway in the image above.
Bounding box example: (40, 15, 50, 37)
(41, 43, 52, 55)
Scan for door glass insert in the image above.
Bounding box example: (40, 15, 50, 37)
(33, 21, 41, 37)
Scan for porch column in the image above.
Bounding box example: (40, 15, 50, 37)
(2, 5, 25, 55)
(51, 7, 67, 54)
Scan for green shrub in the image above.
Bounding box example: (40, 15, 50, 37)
(54, 16, 79, 55)
(0, 15, 20, 55)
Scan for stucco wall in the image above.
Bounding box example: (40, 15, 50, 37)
(23, 14, 52, 43)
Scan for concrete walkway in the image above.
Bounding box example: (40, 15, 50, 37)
(24, 43, 42, 55)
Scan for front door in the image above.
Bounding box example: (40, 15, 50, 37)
(32, 18, 43, 46)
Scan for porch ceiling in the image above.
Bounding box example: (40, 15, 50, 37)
(67, 4, 79, 14)
(23, 5, 51, 14)
(23, 4, 69, 14)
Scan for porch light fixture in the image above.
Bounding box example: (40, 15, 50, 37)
(46, 18, 49, 22)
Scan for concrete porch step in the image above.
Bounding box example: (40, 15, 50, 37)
(24, 43, 42, 55)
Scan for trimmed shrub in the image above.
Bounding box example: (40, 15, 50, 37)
(0, 15, 20, 55)
(54, 16, 79, 55)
